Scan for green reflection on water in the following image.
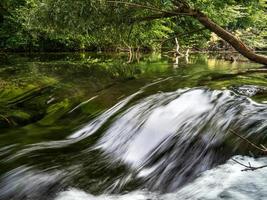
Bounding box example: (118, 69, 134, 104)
(0, 52, 266, 148)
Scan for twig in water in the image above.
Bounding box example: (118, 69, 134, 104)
(231, 158, 267, 171)
(230, 130, 267, 153)
(230, 129, 267, 171)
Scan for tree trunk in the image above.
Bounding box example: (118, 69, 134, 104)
(192, 10, 267, 65)
(125, 1, 267, 65)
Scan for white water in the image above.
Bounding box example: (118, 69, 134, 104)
(93, 88, 267, 191)
(96, 89, 213, 167)
(1, 88, 267, 200)
(55, 156, 267, 200)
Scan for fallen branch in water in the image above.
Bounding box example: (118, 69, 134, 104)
(230, 130, 267, 153)
(230, 129, 267, 171)
(231, 158, 267, 171)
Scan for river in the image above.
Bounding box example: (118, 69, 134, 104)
(0, 53, 266, 200)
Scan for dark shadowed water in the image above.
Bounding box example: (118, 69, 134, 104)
(0, 53, 267, 200)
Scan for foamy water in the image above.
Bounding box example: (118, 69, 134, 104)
(1, 87, 267, 200)
(55, 156, 267, 200)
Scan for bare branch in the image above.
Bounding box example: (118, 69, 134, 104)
(230, 129, 267, 171)
(231, 158, 267, 171)
(107, 0, 194, 24)
(230, 130, 267, 153)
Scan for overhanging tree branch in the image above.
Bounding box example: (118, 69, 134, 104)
(107, 1, 267, 65)
(192, 9, 267, 65)
(132, 12, 189, 23)
(107, 1, 178, 15)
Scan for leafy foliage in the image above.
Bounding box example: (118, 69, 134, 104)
(0, 0, 266, 51)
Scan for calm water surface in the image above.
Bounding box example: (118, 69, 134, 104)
(0, 53, 267, 200)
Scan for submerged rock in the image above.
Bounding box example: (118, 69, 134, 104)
(230, 85, 267, 97)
